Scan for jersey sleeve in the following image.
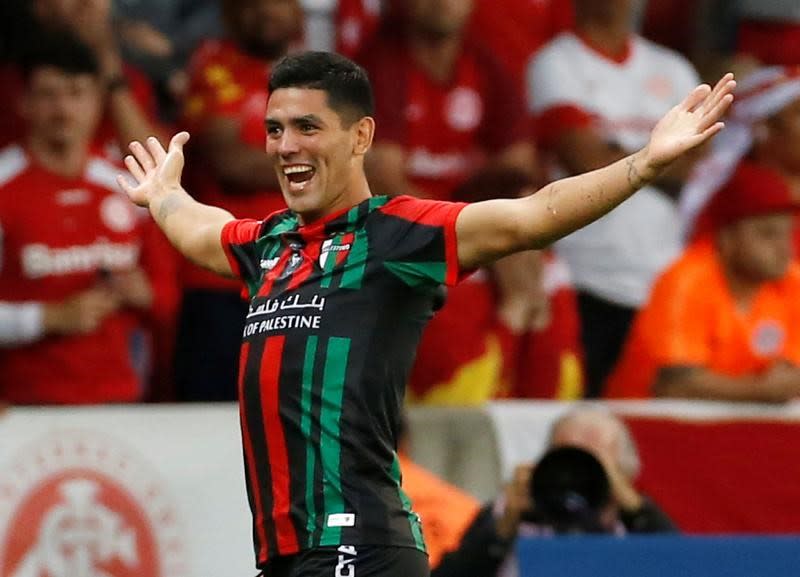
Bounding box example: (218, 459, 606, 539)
(220, 218, 264, 283)
(376, 196, 468, 288)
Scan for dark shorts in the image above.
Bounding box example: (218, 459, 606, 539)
(256, 546, 429, 577)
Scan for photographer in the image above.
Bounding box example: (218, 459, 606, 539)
(433, 407, 675, 577)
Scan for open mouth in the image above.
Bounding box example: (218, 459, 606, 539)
(283, 165, 316, 189)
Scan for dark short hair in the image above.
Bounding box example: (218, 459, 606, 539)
(21, 29, 99, 81)
(268, 51, 374, 125)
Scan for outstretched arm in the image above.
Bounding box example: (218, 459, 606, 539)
(116, 132, 236, 276)
(456, 74, 736, 270)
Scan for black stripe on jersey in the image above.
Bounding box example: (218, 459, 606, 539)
(241, 339, 279, 558)
(280, 334, 316, 549)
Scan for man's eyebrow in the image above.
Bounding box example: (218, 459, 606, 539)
(265, 114, 325, 127)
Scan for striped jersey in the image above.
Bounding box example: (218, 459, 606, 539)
(220, 195, 467, 567)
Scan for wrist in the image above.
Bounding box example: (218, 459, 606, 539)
(42, 302, 66, 335)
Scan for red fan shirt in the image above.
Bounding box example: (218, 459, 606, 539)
(364, 36, 529, 201)
(0, 145, 168, 404)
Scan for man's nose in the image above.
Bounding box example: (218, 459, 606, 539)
(277, 129, 301, 156)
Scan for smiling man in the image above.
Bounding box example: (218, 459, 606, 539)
(117, 51, 734, 577)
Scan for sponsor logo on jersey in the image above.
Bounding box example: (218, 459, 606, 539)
(0, 431, 187, 577)
(20, 241, 140, 279)
(319, 237, 352, 269)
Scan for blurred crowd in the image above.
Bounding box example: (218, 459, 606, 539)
(2, 0, 800, 408)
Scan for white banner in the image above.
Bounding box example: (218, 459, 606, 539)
(0, 404, 255, 577)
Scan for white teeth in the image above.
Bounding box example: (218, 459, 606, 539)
(283, 165, 313, 175)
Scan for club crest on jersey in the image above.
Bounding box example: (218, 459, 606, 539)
(319, 235, 353, 270)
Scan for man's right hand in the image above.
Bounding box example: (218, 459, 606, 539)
(118, 133, 190, 209)
(43, 287, 121, 336)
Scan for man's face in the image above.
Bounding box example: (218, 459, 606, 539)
(764, 98, 800, 175)
(235, 0, 302, 59)
(21, 67, 102, 149)
(407, 0, 474, 38)
(720, 213, 795, 282)
(266, 88, 363, 222)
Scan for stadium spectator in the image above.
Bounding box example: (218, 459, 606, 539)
(527, 0, 701, 397)
(606, 162, 800, 402)
(0, 32, 175, 404)
(408, 168, 584, 404)
(360, 0, 539, 201)
(434, 407, 675, 577)
(336, 0, 573, 95)
(0, 0, 165, 157)
(175, 0, 304, 400)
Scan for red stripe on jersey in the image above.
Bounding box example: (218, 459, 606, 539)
(260, 336, 300, 554)
(336, 232, 355, 267)
(258, 249, 291, 297)
(378, 196, 467, 226)
(238, 342, 269, 562)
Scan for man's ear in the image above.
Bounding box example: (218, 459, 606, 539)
(353, 116, 375, 157)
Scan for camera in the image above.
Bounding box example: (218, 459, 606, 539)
(521, 446, 612, 533)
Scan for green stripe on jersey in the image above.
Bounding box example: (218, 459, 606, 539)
(391, 453, 426, 551)
(340, 230, 368, 289)
(319, 337, 351, 545)
(300, 335, 319, 547)
(384, 260, 447, 288)
(319, 235, 342, 289)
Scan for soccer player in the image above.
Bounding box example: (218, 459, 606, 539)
(117, 52, 735, 576)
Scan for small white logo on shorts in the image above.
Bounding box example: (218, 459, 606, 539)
(336, 545, 357, 577)
(327, 513, 355, 527)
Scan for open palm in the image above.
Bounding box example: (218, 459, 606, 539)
(116, 132, 190, 208)
(646, 73, 736, 169)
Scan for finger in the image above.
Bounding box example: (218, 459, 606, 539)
(699, 94, 734, 131)
(686, 121, 725, 149)
(169, 131, 191, 154)
(124, 154, 146, 182)
(701, 77, 736, 115)
(680, 84, 711, 112)
(129, 140, 156, 172)
(706, 73, 735, 104)
(145, 136, 167, 164)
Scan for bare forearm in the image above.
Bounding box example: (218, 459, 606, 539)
(655, 367, 785, 403)
(148, 187, 234, 271)
(523, 148, 659, 247)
